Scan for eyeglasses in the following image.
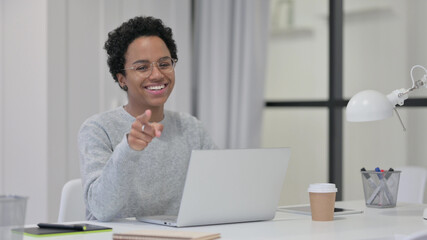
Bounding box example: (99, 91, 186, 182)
(123, 57, 177, 78)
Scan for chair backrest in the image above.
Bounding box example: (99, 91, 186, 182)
(57, 178, 86, 222)
(396, 166, 427, 204)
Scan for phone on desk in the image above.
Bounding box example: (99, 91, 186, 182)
(334, 207, 345, 212)
(277, 205, 363, 216)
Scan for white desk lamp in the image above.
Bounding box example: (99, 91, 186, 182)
(346, 65, 427, 130)
(346, 65, 427, 219)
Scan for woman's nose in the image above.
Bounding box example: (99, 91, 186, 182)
(148, 64, 164, 79)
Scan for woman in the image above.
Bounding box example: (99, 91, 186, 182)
(78, 16, 216, 221)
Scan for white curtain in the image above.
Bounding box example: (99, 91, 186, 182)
(194, 0, 271, 149)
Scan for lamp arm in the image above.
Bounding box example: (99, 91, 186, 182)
(386, 89, 408, 131)
(410, 65, 427, 89)
(386, 65, 427, 107)
(387, 89, 408, 106)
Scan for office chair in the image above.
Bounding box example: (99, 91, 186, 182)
(57, 178, 86, 222)
(396, 166, 427, 204)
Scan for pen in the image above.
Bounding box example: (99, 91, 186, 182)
(37, 223, 87, 231)
(375, 167, 382, 179)
(384, 168, 394, 179)
(382, 168, 395, 203)
(361, 167, 377, 189)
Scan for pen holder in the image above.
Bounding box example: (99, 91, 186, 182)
(361, 170, 401, 208)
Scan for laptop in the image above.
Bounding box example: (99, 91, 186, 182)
(137, 148, 290, 227)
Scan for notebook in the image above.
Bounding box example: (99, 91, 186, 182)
(15, 224, 112, 237)
(113, 229, 220, 240)
(137, 148, 290, 227)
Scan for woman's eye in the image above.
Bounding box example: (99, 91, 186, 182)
(159, 62, 171, 68)
(136, 65, 150, 71)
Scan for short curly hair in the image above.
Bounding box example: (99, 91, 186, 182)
(104, 16, 178, 85)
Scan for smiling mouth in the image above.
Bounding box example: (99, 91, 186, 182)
(145, 84, 167, 91)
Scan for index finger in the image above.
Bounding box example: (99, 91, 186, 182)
(136, 109, 152, 126)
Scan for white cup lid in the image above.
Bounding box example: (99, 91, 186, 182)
(307, 183, 338, 193)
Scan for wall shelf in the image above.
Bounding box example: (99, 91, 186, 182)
(270, 27, 313, 39)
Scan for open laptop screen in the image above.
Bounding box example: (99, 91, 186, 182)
(138, 148, 291, 227)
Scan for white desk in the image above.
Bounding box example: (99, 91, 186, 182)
(23, 201, 427, 240)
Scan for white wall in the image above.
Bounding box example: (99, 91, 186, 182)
(47, 0, 68, 222)
(0, 0, 4, 195)
(0, 0, 192, 223)
(1, 0, 49, 223)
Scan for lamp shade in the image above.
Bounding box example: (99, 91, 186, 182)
(346, 90, 394, 122)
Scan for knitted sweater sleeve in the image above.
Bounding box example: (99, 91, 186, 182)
(78, 117, 142, 221)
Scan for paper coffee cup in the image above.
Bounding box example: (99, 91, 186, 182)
(308, 183, 337, 221)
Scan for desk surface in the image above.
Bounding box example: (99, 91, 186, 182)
(23, 201, 427, 240)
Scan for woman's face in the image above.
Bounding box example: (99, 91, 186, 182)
(118, 36, 175, 110)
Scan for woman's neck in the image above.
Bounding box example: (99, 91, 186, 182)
(124, 104, 164, 122)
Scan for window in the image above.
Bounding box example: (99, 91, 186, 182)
(263, 0, 332, 205)
(264, 0, 427, 205)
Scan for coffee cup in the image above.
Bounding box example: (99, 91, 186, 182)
(307, 183, 337, 221)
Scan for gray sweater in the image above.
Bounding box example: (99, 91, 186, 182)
(78, 107, 216, 221)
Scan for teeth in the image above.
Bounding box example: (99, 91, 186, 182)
(146, 84, 166, 90)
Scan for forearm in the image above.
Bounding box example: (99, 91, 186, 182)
(80, 135, 140, 221)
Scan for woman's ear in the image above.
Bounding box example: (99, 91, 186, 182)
(117, 73, 128, 91)
(117, 73, 126, 88)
